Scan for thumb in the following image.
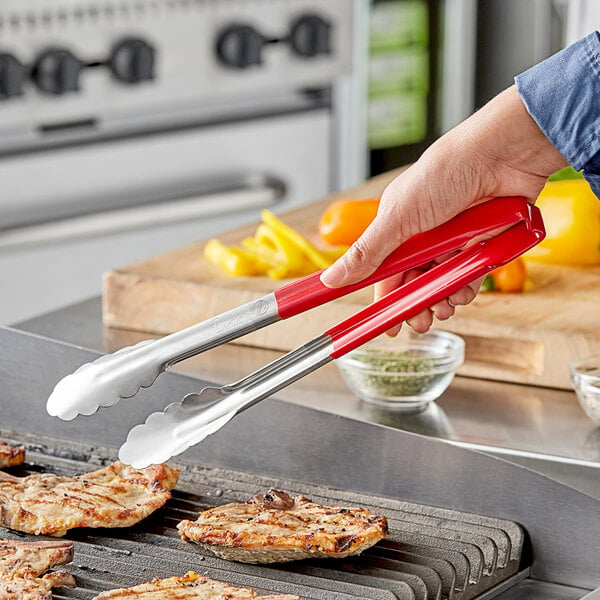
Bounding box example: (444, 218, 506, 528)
(320, 212, 408, 288)
(320, 163, 437, 288)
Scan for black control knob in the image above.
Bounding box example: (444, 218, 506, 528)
(216, 25, 265, 69)
(111, 38, 155, 84)
(33, 49, 82, 95)
(0, 53, 25, 100)
(290, 15, 332, 58)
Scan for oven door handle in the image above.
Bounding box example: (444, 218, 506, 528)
(0, 174, 286, 251)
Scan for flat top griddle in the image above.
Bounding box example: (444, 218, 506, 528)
(1, 326, 600, 599)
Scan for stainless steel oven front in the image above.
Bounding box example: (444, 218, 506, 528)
(0, 0, 368, 324)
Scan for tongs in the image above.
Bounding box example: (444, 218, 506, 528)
(47, 197, 544, 467)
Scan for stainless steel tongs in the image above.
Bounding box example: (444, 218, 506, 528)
(47, 197, 545, 467)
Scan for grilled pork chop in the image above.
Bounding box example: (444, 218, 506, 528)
(0, 538, 76, 599)
(0, 461, 178, 536)
(0, 442, 25, 468)
(177, 489, 388, 563)
(93, 571, 299, 599)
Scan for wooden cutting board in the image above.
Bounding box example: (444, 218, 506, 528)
(103, 169, 600, 390)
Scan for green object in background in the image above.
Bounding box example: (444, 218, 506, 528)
(368, 93, 427, 149)
(547, 166, 585, 181)
(479, 275, 497, 292)
(367, 0, 430, 149)
(368, 49, 429, 95)
(369, 0, 429, 50)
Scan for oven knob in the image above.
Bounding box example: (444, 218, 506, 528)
(0, 53, 25, 99)
(33, 49, 83, 95)
(216, 25, 265, 69)
(290, 15, 332, 57)
(111, 38, 155, 84)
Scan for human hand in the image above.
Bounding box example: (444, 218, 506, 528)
(320, 85, 568, 333)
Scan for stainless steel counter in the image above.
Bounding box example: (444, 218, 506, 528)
(15, 297, 600, 498)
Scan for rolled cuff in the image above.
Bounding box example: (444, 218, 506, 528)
(583, 171, 600, 198)
(515, 31, 600, 173)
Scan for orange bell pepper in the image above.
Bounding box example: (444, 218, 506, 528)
(480, 257, 527, 293)
(319, 198, 380, 246)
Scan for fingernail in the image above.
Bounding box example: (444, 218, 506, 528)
(320, 261, 347, 287)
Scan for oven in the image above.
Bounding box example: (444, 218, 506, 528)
(0, 0, 368, 325)
(1, 325, 600, 599)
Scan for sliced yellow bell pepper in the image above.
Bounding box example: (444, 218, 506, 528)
(205, 211, 347, 280)
(254, 223, 306, 277)
(261, 209, 333, 270)
(527, 179, 600, 266)
(204, 239, 269, 277)
(240, 236, 281, 267)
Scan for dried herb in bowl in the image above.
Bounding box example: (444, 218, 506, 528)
(336, 331, 465, 408)
(345, 349, 436, 398)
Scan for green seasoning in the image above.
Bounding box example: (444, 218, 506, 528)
(348, 349, 436, 397)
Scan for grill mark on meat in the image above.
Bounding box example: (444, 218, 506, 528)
(0, 539, 76, 599)
(0, 443, 25, 469)
(334, 534, 357, 553)
(177, 489, 387, 564)
(252, 490, 294, 511)
(92, 571, 299, 599)
(0, 461, 178, 536)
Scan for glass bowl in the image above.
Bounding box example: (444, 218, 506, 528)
(570, 354, 600, 425)
(335, 330, 465, 411)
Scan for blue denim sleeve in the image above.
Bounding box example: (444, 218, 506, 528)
(515, 31, 600, 198)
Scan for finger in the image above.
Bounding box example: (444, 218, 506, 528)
(375, 270, 425, 336)
(373, 269, 423, 302)
(431, 299, 456, 321)
(375, 274, 410, 337)
(407, 309, 434, 333)
(320, 216, 404, 288)
(448, 278, 482, 306)
(321, 171, 423, 288)
(385, 323, 402, 338)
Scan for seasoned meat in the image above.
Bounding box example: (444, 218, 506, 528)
(0, 570, 76, 600)
(0, 443, 25, 469)
(93, 571, 299, 599)
(0, 538, 76, 600)
(0, 539, 73, 578)
(0, 461, 178, 536)
(177, 489, 388, 563)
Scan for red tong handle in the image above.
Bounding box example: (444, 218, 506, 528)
(274, 196, 544, 320)
(327, 206, 545, 357)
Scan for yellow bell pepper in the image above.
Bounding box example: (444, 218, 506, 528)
(254, 223, 306, 277)
(204, 239, 268, 277)
(527, 179, 600, 266)
(261, 209, 333, 270)
(205, 211, 347, 280)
